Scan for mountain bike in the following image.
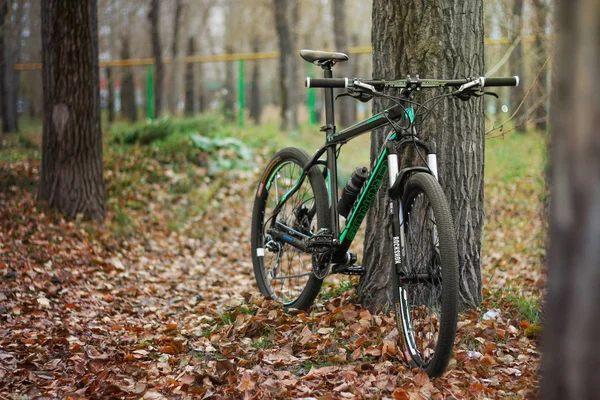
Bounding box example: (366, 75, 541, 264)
(250, 49, 519, 377)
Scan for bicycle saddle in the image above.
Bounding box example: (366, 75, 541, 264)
(300, 49, 348, 65)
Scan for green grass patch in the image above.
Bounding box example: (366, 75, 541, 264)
(318, 279, 357, 301)
(485, 132, 547, 183)
(484, 287, 541, 325)
(251, 338, 274, 349)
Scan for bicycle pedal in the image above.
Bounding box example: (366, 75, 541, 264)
(332, 264, 366, 276)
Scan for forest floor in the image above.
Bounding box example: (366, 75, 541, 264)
(0, 131, 546, 399)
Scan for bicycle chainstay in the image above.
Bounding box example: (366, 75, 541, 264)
(306, 228, 336, 279)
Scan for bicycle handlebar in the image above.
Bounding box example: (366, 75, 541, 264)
(305, 76, 520, 89)
(483, 76, 520, 87)
(305, 77, 350, 88)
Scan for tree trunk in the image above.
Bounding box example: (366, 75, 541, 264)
(510, 0, 525, 133)
(288, 0, 299, 130)
(359, 0, 485, 310)
(184, 36, 195, 117)
(169, 0, 183, 115)
(148, 0, 163, 118)
(39, 0, 106, 221)
(224, 45, 235, 121)
(1, 0, 19, 134)
(106, 66, 115, 125)
(0, 0, 6, 134)
(332, 0, 354, 128)
(198, 60, 205, 113)
(249, 39, 261, 124)
(120, 35, 137, 122)
(542, 0, 600, 397)
(531, 0, 549, 131)
(274, 0, 292, 131)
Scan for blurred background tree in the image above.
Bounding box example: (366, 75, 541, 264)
(2, 0, 553, 135)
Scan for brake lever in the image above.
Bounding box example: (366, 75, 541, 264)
(335, 90, 374, 103)
(454, 89, 499, 101)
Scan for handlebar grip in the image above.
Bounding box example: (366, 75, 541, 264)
(484, 76, 520, 87)
(305, 77, 349, 88)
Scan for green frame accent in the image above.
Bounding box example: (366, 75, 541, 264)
(339, 148, 388, 243)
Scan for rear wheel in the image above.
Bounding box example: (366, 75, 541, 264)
(251, 147, 330, 310)
(393, 172, 459, 377)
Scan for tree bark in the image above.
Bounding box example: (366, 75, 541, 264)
(531, 0, 549, 131)
(198, 60, 205, 113)
(0, 0, 6, 134)
(169, 0, 183, 115)
(510, 0, 525, 133)
(184, 36, 195, 117)
(332, 0, 355, 128)
(120, 34, 137, 122)
(288, 0, 299, 130)
(249, 39, 261, 124)
(224, 45, 234, 121)
(106, 66, 115, 124)
(39, 0, 106, 221)
(148, 0, 163, 118)
(1, 0, 20, 134)
(274, 0, 298, 131)
(542, 0, 600, 397)
(359, 0, 485, 310)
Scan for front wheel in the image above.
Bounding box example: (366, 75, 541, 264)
(393, 172, 459, 377)
(250, 147, 330, 310)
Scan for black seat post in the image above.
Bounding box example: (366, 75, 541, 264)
(321, 61, 340, 239)
(322, 64, 336, 135)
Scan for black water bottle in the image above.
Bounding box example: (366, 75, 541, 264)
(338, 167, 369, 218)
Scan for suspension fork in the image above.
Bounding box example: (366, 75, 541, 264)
(387, 141, 406, 276)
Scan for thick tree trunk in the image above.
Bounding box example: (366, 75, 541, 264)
(531, 0, 549, 131)
(1, 0, 19, 134)
(148, 0, 163, 118)
(120, 35, 137, 122)
(106, 66, 115, 124)
(332, 0, 354, 128)
(542, 0, 600, 397)
(510, 0, 525, 133)
(0, 0, 6, 134)
(184, 36, 195, 117)
(359, 0, 485, 310)
(249, 40, 261, 124)
(39, 0, 105, 221)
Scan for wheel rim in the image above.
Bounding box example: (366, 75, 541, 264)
(399, 190, 443, 367)
(259, 160, 319, 305)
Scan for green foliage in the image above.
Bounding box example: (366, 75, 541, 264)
(251, 338, 274, 349)
(111, 115, 227, 145)
(189, 134, 253, 175)
(319, 279, 357, 300)
(485, 287, 541, 324)
(110, 114, 257, 175)
(485, 132, 546, 183)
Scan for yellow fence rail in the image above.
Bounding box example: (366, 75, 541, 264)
(14, 36, 547, 71)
